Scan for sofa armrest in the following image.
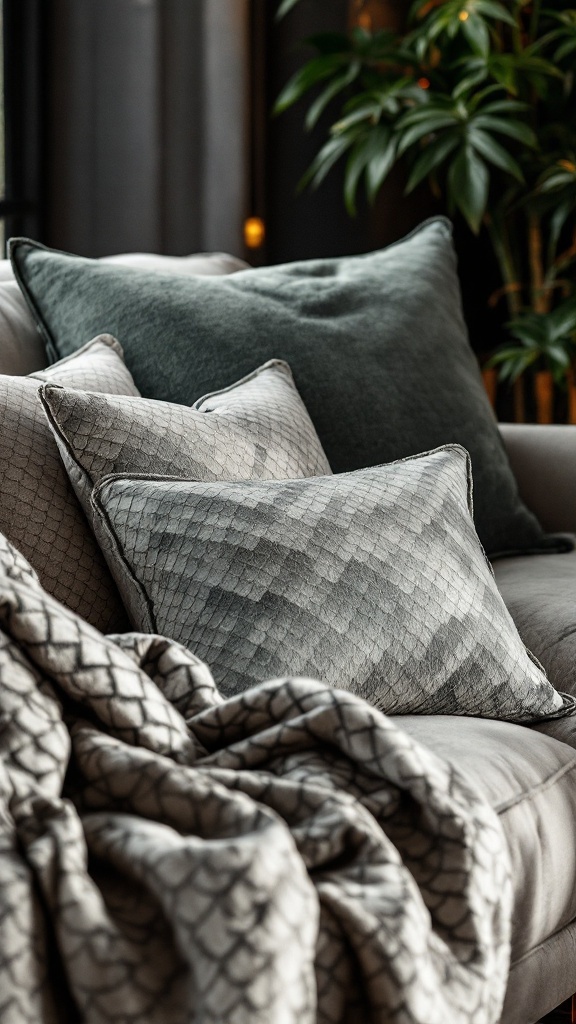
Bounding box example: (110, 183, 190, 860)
(499, 423, 576, 534)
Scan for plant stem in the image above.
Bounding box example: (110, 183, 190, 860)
(486, 215, 522, 316)
(550, 228, 576, 284)
(529, 0, 542, 44)
(528, 211, 549, 314)
(485, 214, 525, 420)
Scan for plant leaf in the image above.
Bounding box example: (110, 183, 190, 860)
(461, 14, 491, 58)
(478, 98, 530, 116)
(274, 55, 346, 114)
(396, 115, 460, 156)
(472, 115, 538, 147)
(299, 131, 360, 192)
(405, 133, 460, 192)
(365, 129, 397, 202)
(305, 62, 360, 131)
(550, 296, 576, 336)
(344, 135, 374, 214)
(469, 128, 524, 182)
(475, 0, 518, 27)
(448, 146, 489, 233)
(333, 101, 383, 134)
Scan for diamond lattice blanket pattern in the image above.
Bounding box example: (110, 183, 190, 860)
(0, 534, 512, 1024)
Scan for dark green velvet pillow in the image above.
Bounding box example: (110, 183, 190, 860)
(9, 218, 565, 557)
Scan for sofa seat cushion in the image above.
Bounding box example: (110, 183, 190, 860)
(493, 550, 576, 699)
(396, 715, 576, 965)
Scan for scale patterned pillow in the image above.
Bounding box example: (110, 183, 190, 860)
(38, 359, 331, 531)
(0, 335, 139, 631)
(89, 445, 576, 722)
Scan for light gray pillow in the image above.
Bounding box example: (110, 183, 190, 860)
(0, 278, 48, 374)
(89, 445, 576, 722)
(0, 335, 139, 631)
(38, 359, 332, 530)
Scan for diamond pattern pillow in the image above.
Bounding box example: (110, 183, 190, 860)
(38, 359, 332, 530)
(89, 445, 576, 722)
(0, 335, 139, 631)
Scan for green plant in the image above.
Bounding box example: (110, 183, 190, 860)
(487, 294, 576, 381)
(275, 0, 576, 396)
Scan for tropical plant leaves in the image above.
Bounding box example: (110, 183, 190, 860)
(274, 54, 351, 115)
(489, 299, 576, 381)
(448, 146, 489, 233)
(275, 0, 576, 359)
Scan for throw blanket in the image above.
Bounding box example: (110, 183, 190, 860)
(0, 535, 512, 1024)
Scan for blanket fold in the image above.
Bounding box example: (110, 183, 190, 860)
(0, 534, 512, 1024)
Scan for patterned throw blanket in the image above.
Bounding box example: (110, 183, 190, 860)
(0, 535, 512, 1024)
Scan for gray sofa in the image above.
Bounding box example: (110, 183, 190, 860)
(401, 422, 576, 1024)
(2, 251, 576, 1023)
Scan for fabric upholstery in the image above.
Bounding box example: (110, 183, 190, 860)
(494, 549, 576, 701)
(9, 219, 558, 557)
(502, 917, 576, 1024)
(38, 359, 331, 531)
(0, 250, 248, 377)
(0, 278, 48, 374)
(90, 445, 574, 721)
(499, 422, 576, 535)
(397, 715, 576, 972)
(0, 335, 139, 631)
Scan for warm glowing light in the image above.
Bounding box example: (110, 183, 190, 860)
(348, 0, 391, 33)
(244, 217, 266, 249)
(417, 77, 431, 89)
(459, 9, 469, 20)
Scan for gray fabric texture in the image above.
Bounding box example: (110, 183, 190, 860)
(499, 422, 576, 535)
(0, 278, 47, 373)
(0, 250, 248, 377)
(501, 918, 576, 1024)
(90, 445, 575, 722)
(9, 219, 558, 557)
(494, 549, 576, 703)
(0, 335, 139, 631)
(0, 528, 513, 1024)
(397, 714, 576, 969)
(38, 359, 332, 531)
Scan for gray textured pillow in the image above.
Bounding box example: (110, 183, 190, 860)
(9, 219, 560, 558)
(39, 360, 331, 532)
(0, 251, 248, 377)
(90, 446, 576, 722)
(0, 335, 139, 631)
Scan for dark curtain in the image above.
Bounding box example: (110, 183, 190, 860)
(2, 0, 47, 243)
